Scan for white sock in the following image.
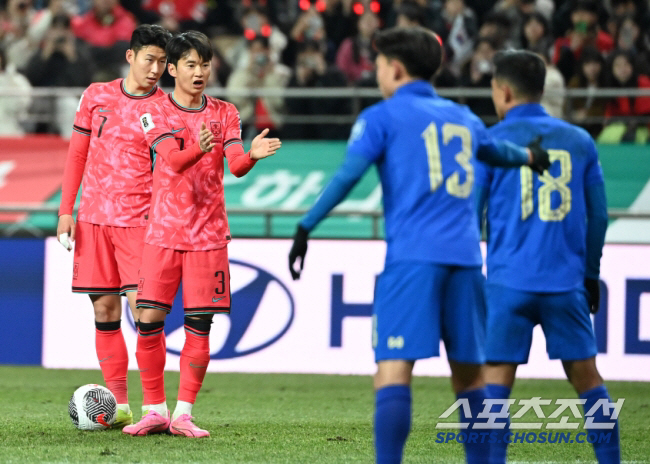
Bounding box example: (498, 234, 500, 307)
(172, 401, 193, 421)
(148, 402, 168, 416)
(117, 404, 131, 413)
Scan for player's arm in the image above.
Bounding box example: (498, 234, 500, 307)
(289, 108, 385, 280)
(57, 91, 92, 250)
(223, 106, 281, 177)
(583, 141, 608, 313)
(473, 161, 491, 234)
(474, 117, 550, 173)
(140, 109, 212, 173)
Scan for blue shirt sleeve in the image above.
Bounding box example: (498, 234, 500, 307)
(299, 154, 373, 231)
(472, 114, 529, 166)
(299, 107, 387, 231)
(585, 180, 608, 280)
(346, 105, 389, 162)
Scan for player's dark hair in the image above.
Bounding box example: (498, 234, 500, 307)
(166, 31, 213, 67)
(130, 24, 172, 55)
(373, 26, 442, 81)
(493, 50, 546, 101)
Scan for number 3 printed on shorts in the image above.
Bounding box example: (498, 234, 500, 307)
(214, 271, 225, 295)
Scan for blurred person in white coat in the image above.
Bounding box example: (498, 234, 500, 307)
(0, 47, 32, 136)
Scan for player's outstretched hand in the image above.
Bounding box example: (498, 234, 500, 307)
(57, 214, 75, 251)
(199, 122, 216, 153)
(250, 128, 282, 160)
(584, 278, 600, 314)
(288, 225, 309, 280)
(527, 136, 550, 175)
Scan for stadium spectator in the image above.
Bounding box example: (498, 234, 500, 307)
(23, 13, 93, 135)
(613, 14, 650, 75)
(1, 0, 37, 69)
(138, 0, 207, 33)
(335, 10, 379, 84)
(520, 11, 552, 53)
(476, 50, 618, 464)
(460, 37, 499, 120)
(430, 0, 477, 77)
(228, 6, 287, 70)
(567, 45, 607, 136)
(531, 43, 566, 118)
(321, 0, 356, 52)
(205, 45, 232, 89)
(124, 30, 280, 438)
(56, 24, 172, 429)
(599, 49, 650, 143)
(284, 40, 349, 140)
(0, 46, 31, 135)
(477, 10, 513, 49)
(226, 35, 291, 138)
(490, 0, 553, 47)
(71, 0, 136, 79)
(553, 0, 614, 82)
(395, 0, 428, 28)
(289, 26, 550, 464)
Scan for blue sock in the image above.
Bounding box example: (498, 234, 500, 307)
(580, 385, 621, 464)
(374, 385, 411, 464)
(457, 387, 491, 464)
(485, 384, 511, 464)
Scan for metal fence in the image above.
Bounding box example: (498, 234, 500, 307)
(2, 86, 650, 130)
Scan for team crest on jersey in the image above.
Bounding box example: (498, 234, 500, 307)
(140, 113, 155, 133)
(210, 122, 222, 140)
(348, 119, 366, 144)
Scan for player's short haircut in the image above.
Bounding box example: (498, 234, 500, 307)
(130, 24, 172, 55)
(373, 26, 442, 81)
(493, 50, 546, 101)
(166, 30, 214, 67)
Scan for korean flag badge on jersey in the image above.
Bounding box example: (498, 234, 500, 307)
(140, 113, 155, 133)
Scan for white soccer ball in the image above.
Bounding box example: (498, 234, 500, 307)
(68, 384, 117, 430)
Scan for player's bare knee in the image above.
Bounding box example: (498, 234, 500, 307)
(484, 363, 517, 388)
(449, 361, 483, 393)
(138, 308, 167, 324)
(90, 294, 122, 322)
(374, 361, 413, 390)
(563, 358, 603, 394)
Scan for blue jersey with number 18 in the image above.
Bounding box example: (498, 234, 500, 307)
(347, 81, 499, 266)
(475, 103, 605, 292)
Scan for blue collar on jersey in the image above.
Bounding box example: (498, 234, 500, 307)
(393, 80, 437, 98)
(504, 102, 549, 120)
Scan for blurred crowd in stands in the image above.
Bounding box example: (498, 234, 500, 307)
(1, 0, 649, 142)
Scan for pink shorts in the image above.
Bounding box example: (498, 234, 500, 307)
(136, 243, 231, 316)
(72, 221, 146, 295)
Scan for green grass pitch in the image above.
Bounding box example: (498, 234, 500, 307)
(1, 366, 648, 463)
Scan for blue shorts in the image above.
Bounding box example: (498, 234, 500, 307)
(485, 283, 597, 363)
(373, 262, 486, 364)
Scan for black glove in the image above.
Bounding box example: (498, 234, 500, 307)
(527, 136, 551, 175)
(584, 278, 600, 314)
(288, 225, 309, 280)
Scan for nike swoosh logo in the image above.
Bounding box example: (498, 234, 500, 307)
(98, 108, 112, 112)
(171, 127, 184, 133)
(189, 362, 208, 368)
(212, 297, 224, 303)
(98, 356, 113, 363)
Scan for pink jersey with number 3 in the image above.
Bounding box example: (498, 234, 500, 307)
(72, 79, 165, 226)
(139, 93, 246, 251)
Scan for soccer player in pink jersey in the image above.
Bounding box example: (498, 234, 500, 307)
(122, 31, 281, 437)
(56, 24, 172, 428)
